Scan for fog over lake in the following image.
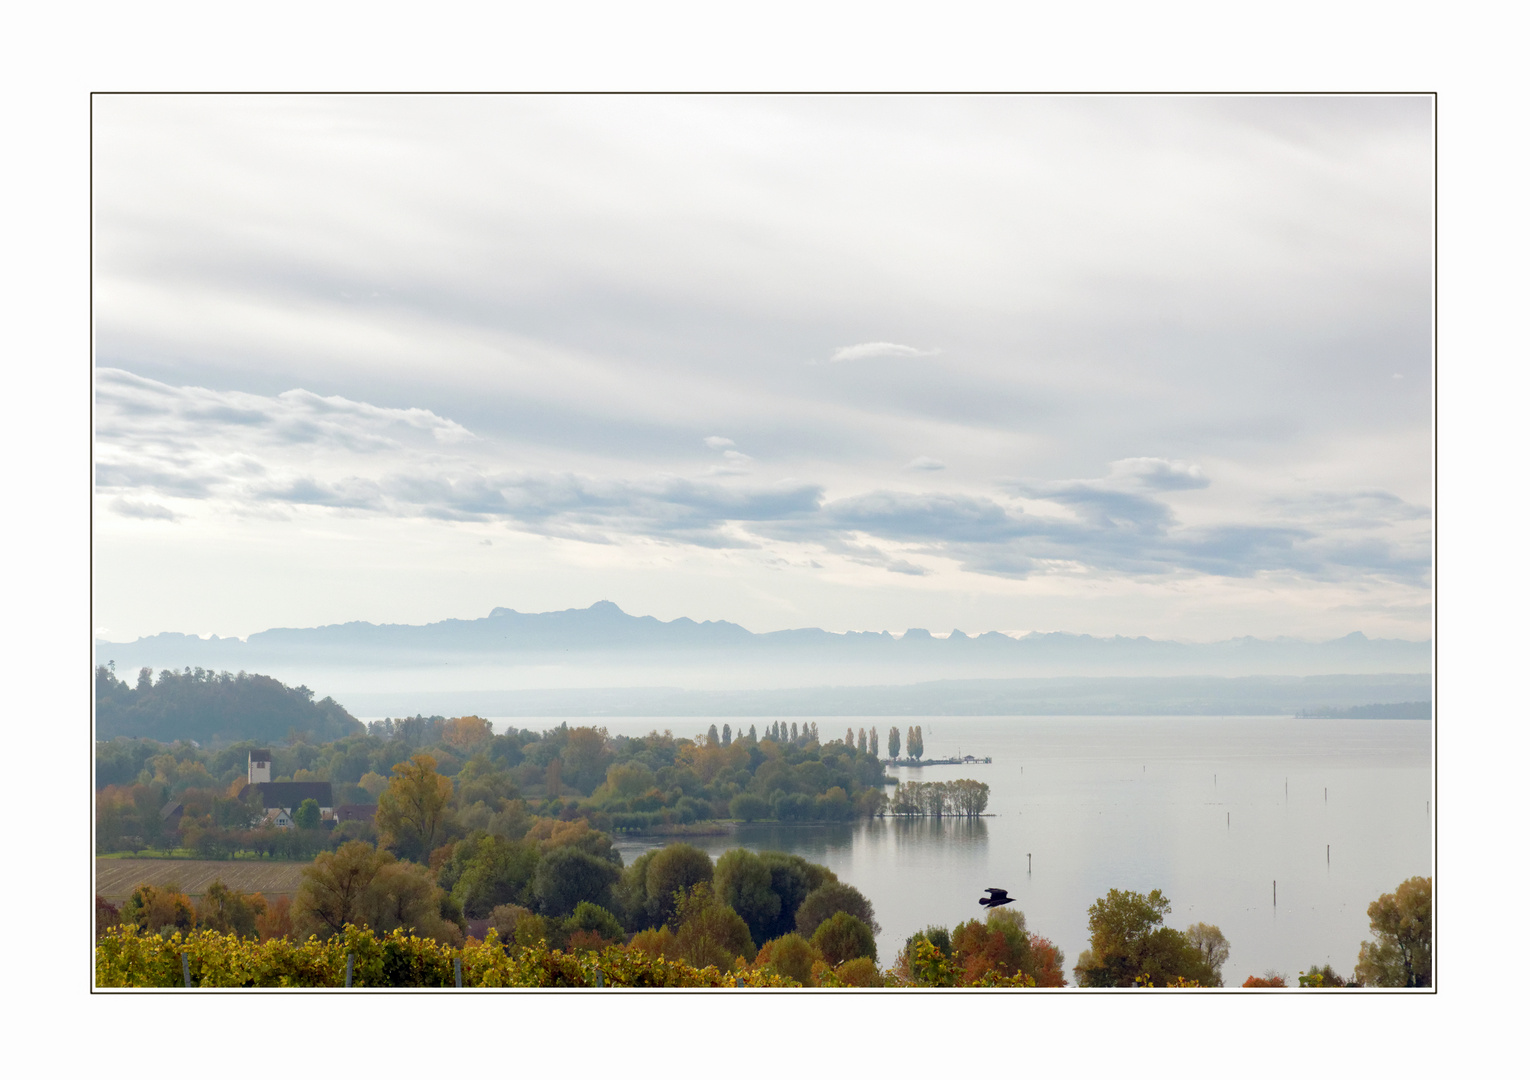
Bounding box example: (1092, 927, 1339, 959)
(485, 715, 1433, 982)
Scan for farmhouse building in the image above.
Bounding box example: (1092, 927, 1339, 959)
(238, 750, 333, 827)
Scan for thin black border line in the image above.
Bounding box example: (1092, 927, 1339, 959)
(90, 90, 1439, 995)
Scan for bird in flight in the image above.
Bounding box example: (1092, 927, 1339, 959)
(979, 888, 1014, 908)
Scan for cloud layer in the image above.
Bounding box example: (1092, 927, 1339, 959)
(96, 370, 1431, 585)
(90, 95, 1433, 639)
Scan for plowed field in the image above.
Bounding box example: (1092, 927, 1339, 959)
(95, 858, 309, 900)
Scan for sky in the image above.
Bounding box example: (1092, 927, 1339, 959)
(92, 94, 1434, 644)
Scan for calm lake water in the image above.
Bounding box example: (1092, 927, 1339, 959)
(495, 715, 1434, 983)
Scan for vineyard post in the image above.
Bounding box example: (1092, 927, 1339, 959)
(345, 953, 354, 988)
(181, 952, 191, 988)
(454, 957, 463, 988)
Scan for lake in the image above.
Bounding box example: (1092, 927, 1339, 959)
(494, 715, 1434, 983)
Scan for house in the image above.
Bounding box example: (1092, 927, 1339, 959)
(238, 750, 333, 827)
(334, 804, 376, 824)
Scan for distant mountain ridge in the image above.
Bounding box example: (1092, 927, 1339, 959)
(96, 601, 1431, 681)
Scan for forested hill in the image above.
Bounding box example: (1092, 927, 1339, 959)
(95, 666, 362, 745)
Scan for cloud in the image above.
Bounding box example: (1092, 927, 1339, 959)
(906, 456, 945, 471)
(1105, 457, 1210, 491)
(107, 497, 179, 521)
(95, 368, 1429, 586)
(828, 342, 939, 363)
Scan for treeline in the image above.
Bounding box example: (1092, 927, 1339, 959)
(97, 709, 895, 857)
(95, 838, 1432, 991)
(888, 779, 989, 817)
(95, 665, 362, 744)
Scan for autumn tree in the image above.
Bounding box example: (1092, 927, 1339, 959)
(870, 727, 879, 758)
(846, 727, 855, 747)
(1355, 875, 1431, 987)
(440, 715, 493, 753)
(721, 724, 732, 746)
(1075, 888, 1215, 987)
(858, 729, 868, 754)
(672, 882, 756, 970)
(294, 840, 393, 938)
(754, 932, 821, 986)
(121, 882, 196, 936)
(1185, 922, 1230, 987)
(376, 753, 455, 861)
(888, 726, 901, 759)
(196, 880, 268, 937)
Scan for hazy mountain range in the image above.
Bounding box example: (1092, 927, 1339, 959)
(95, 602, 1431, 716)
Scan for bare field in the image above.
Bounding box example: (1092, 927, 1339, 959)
(95, 858, 309, 900)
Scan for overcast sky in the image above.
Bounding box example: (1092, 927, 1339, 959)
(92, 94, 1433, 643)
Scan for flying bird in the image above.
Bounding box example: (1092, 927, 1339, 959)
(979, 888, 1014, 908)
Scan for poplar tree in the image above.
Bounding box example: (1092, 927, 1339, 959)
(870, 727, 879, 758)
(888, 726, 901, 760)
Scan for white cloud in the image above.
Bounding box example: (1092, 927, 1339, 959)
(703, 435, 735, 449)
(828, 342, 940, 363)
(907, 456, 946, 471)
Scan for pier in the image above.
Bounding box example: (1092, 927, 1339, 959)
(883, 754, 992, 767)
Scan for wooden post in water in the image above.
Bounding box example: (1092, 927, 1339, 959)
(1028, 852, 1032, 874)
(1226, 812, 1229, 829)
(1327, 844, 1330, 865)
(1273, 880, 1277, 907)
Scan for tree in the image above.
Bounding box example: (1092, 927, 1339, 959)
(1355, 876, 1431, 987)
(747, 724, 757, 743)
(671, 882, 755, 969)
(729, 792, 770, 822)
(714, 848, 782, 946)
(1242, 972, 1287, 987)
(858, 729, 868, 754)
(812, 911, 877, 965)
(707, 724, 720, 747)
(755, 932, 820, 985)
(533, 846, 622, 917)
(375, 753, 455, 862)
(951, 908, 1032, 983)
(358, 860, 463, 944)
(796, 880, 880, 937)
(888, 726, 901, 760)
(121, 882, 195, 936)
(438, 831, 540, 918)
(293, 798, 321, 830)
(721, 723, 732, 746)
(294, 840, 394, 938)
(196, 880, 267, 937)
(1185, 922, 1229, 987)
(1075, 887, 1214, 987)
(870, 727, 879, 758)
(846, 727, 855, 747)
(626, 843, 715, 929)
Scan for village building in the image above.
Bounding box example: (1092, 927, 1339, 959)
(238, 750, 334, 828)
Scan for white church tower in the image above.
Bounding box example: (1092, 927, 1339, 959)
(248, 749, 272, 785)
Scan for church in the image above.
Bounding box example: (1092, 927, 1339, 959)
(237, 749, 334, 827)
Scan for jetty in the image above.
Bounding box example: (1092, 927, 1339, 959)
(883, 754, 992, 768)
